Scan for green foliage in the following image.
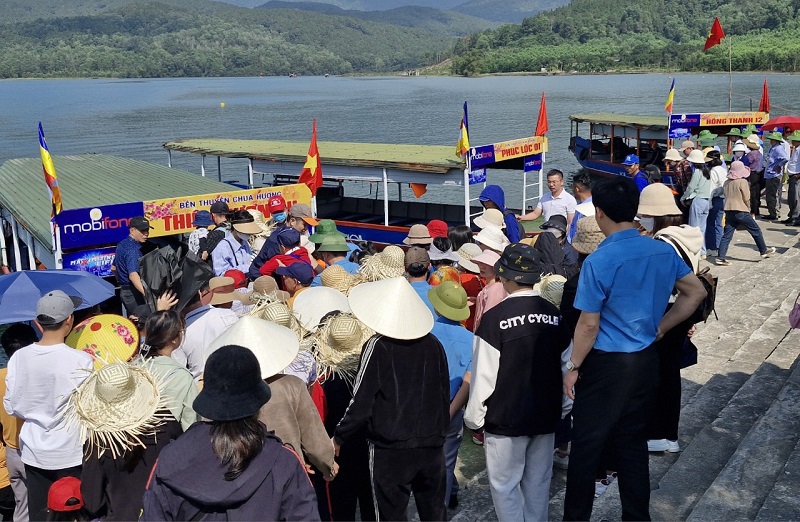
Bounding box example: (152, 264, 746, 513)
(451, 0, 800, 74)
(0, 0, 459, 78)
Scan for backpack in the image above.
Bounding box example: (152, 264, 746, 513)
(503, 210, 527, 241)
(658, 234, 718, 323)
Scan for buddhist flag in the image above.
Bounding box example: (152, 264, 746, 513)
(664, 79, 675, 114)
(298, 119, 323, 196)
(456, 101, 470, 158)
(759, 78, 770, 113)
(704, 17, 725, 51)
(535, 92, 549, 136)
(38, 122, 62, 218)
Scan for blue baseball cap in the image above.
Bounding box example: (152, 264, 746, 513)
(275, 263, 314, 285)
(622, 154, 640, 166)
(276, 227, 301, 247)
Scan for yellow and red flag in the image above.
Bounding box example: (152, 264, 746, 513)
(38, 122, 62, 218)
(456, 101, 470, 157)
(535, 91, 549, 136)
(664, 79, 675, 114)
(298, 119, 323, 196)
(704, 17, 725, 51)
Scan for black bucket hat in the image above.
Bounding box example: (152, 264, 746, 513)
(193, 345, 271, 421)
(494, 244, 544, 285)
(540, 214, 568, 235)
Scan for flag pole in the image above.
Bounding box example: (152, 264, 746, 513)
(728, 36, 733, 111)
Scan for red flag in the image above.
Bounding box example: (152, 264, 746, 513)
(703, 17, 725, 51)
(535, 92, 548, 136)
(759, 78, 770, 113)
(298, 119, 323, 196)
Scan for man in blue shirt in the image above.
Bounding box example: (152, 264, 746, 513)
(763, 131, 790, 220)
(310, 235, 360, 287)
(622, 154, 649, 192)
(428, 281, 473, 510)
(562, 177, 706, 521)
(404, 247, 436, 315)
(112, 216, 151, 314)
(567, 172, 592, 243)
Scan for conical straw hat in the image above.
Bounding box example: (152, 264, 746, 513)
(347, 277, 434, 340)
(205, 316, 299, 379)
(293, 286, 351, 333)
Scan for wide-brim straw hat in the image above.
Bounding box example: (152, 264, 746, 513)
(69, 361, 169, 458)
(572, 216, 604, 255)
(205, 316, 300, 379)
(312, 312, 374, 385)
(246, 209, 273, 235)
(232, 221, 263, 235)
(456, 243, 482, 273)
(249, 276, 290, 304)
(321, 265, 362, 295)
(248, 299, 303, 337)
(209, 276, 251, 306)
(685, 149, 707, 164)
(475, 226, 510, 252)
(745, 135, 761, 150)
(293, 286, 352, 333)
(348, 277, 434, 340)
(473, 208, 506, 230)
(359, 245, 406, 282)
(534, 274, 567, 308)
(66, 315, 139, 370)
(664, 148, 682, 162)
(639, 183, 682, 216)
(403, 224, 433, 245)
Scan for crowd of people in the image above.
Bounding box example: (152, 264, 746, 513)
(1, 128, 797, 521)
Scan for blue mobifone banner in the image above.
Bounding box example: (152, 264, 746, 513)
(57, 202, 145, 250)
(524, 154, 543, 172)
(62, 247, 117, 277)
(469, 145, 495, 169)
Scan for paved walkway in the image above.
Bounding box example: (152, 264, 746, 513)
(439, 209, 800, 521)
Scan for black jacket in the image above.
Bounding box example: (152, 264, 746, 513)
(334, 333, 450, 450)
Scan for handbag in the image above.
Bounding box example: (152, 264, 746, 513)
(679, 337, 698, 369)
(789, 292, 800, 329)
(657, 234, 718, 323)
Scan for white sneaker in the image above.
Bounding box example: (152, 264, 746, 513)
(666, 440, 681, 453)
(761, 247, 777, 259)
(647, 439, 669, 452)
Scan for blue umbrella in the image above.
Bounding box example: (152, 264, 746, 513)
(0, 270, 116, 325)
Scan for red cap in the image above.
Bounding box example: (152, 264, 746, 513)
(48, 477, 84, 512)
(224, 269, 248, 289)
(268, 196, 287, 213)
(427, 220, 449, 239)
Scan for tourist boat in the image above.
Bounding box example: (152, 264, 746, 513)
(163, 136, 548, 244)
(568, 111, 769, 181)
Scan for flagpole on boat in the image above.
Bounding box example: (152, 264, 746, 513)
(728, 36, 733, 111)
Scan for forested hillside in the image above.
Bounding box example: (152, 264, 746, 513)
(451, 0, 800, 74)
(0, 0, 456, 78)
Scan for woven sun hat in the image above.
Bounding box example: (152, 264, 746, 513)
(403, 224, 434, 245)
(293, 286, 351, 333)
(786, 130, 800, 142)
(664, 148, 682, 162)
(428, 243, 460, 263)
(638, 183, 682, 216)
(359, 245, 406, 282)
(685, 149, 707, 164)
(456, 243, 482, 273)
(533, 274, 568, 309)
(66, 315, 139, 370)
(69, 361, 168, 457)
(677, 140, 695, 152)
(205, 316, 299, 379)
(209, 276, 249, 306)
(572, 216, 604, 255)
(321, 264, 362, 295)
(732, 142, 749, 153)
(574, 199, 596, 217)
(348, 277, 434, 340)
(312, 312, 374, 384)
(249, 275, 290, 304)
(475, 225, 510, 252)
(308, 219, 345, 243)
(427, 281, 470, 322)
(473, 208, 506, 230)
(246, 209, 272, 234)
(745, 135, 761, 150)
(248, 299, 303, 337)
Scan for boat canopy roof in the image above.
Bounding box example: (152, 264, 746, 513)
(569, 113, 669, 131)
(164, 139, 464, 175)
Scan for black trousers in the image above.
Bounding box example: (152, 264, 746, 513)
(119, 284, 145, 315)
(0, 485, 14, 521)
(647, 317, 693, 441)
(24, 464, 81, 521)
(314, 437, 376, 522)
(564, 347, 659, 521)
(369, 445, 445, 522)
(749, 171, 763, 216)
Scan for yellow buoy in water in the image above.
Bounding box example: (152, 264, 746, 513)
(220, 102, 226, 108)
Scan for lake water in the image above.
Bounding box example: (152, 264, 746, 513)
(3, 73, 799, 207)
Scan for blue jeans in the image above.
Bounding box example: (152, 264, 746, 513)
(705, 196, 725, 251)
(718, 211, 768, 259)
(444, 408, 465, 503)
(689, 198, 710, 255)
